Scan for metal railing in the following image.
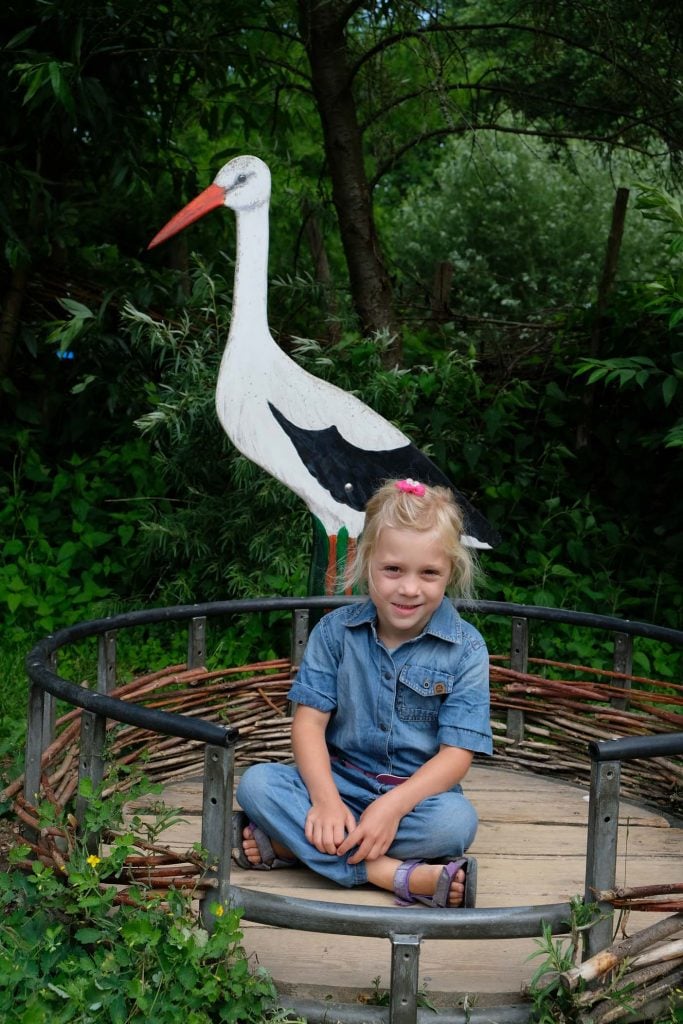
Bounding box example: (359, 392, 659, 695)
(23, 597, 683, 1024)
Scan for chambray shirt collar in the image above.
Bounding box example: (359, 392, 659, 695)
(345, 597, 464, 645)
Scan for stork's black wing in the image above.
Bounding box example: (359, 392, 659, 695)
(268, 402, 500, 547)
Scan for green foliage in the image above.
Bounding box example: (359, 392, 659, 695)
(123, 267, 312, 607)
(1, 4, 682, 785)
(575, 183, 683, 449)
(526, 897, 599, 1023)
(386, 135, 668, 319)
(658, 1001, 683, 1024)
(526, 898, 683, 1024)
(118, 254, 683, 642)
(660, 1001, 683, 1024)
(0, 434, 163, 644)
(0, 781, 281, 1024)
(527, 923, 579, 1023)
(0, 644, 28, 776)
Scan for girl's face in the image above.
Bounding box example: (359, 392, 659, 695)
(368, 526, 451, 649)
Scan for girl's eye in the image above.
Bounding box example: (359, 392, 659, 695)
(383, 565, 400, 574)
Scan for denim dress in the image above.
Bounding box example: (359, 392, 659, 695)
(237, 598, 492, 887)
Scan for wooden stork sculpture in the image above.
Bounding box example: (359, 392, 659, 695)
(149, 155, 499, 594)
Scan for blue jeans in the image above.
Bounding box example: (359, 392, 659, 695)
(235, 759, 478, 888)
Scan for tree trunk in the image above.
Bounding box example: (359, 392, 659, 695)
(301, 196, 342, 344)
(431, 260, 454, 320)
(297, 0, 399, 359)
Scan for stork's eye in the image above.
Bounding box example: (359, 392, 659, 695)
(236, 173, 248, 184)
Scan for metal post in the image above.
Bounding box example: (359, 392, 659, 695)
(24, 682, 47, 817)
(75, 633, 116, 841)
(584, 758, 621, 956)
(611, 632, 632, 711)
(98, 630, 117, 694)
(389, 934, 421, 1024)
(289, 608, 310, 714)
(200, 743, 235, 928)
(75, 711, 107, 847)
(506, 616, 528, 742)
(26, 653, 58, 815)
(41, 651, 57, 752)
(188, 616, 207, 668)
(290, 608, 310, 672)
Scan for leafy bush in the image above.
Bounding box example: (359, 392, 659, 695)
(576, 182, 683, 450)
(0, 434, 163, 645)
(387, 134, 668, 319)
(124, 269, 312, 607)
(0, 781, 282, 1024)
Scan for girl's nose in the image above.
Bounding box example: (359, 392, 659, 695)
(399, 574, 420, 595)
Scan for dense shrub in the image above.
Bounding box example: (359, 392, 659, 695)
(386, 135, 669, 318)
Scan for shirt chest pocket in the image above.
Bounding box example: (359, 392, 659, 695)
(396, 665, 456, 725)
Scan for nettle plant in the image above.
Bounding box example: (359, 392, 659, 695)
(0, 776, 283, 1024)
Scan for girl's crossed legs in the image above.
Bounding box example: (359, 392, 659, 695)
(235, 761, 478, 907)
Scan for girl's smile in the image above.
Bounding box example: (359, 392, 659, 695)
(368, 527, 451, 648)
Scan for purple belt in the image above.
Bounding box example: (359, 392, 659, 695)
(335, 758, 409, 787)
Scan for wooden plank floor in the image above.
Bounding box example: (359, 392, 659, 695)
(142, 763, 681, 1008)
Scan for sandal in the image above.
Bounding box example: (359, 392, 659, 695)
(393, 856, 477, 908)
(231, 810, 297, 870)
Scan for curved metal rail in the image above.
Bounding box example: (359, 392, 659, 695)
(22, 597, 683, 1024)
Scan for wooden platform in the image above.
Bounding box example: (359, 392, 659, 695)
(146, 763, 681, 1009)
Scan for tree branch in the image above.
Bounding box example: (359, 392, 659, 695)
(348, 19, 672, 102)
(371, 123, 658, 187)
(360, 79, 645, 134)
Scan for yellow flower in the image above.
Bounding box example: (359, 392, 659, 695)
(86, 855, 101, 868)
(214, 904, 224, 917)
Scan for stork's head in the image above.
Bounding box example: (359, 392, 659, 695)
(148, 155, 271, 249)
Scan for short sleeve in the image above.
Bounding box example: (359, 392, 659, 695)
(287, 615, 340, 713)
(437, 639, 493, 755)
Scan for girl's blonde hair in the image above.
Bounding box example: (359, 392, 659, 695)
(347, 480, 479, 599)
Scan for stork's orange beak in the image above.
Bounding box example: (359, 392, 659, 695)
(148, 182, 225, 249)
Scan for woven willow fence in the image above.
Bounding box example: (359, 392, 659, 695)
(6, 652, 682, 818)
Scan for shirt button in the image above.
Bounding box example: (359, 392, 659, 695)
(383, 672, 392, 680)
(423, 680, 430, 688)
(379, 723, 388, 732)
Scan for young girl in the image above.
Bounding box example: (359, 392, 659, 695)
(234, 479, 492, 908)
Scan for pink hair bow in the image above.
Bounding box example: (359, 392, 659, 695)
(395, 478, 426, 497)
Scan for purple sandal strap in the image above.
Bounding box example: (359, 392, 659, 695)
(393, 859, 424, 906)
(250, 821, 297, 869)
(432, 858, 467, 907)
(394, 857, 473, 908)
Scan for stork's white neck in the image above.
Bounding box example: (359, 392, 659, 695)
(229, 199, 271, 341)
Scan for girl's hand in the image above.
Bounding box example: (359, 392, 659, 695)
(336, 795, 402, 864)
(305, 800, 357, 855)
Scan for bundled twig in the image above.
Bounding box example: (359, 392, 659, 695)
(5, 654, 680, 811)
(7, 773, 214, 897)
(581, 962, 683, 1019)
(554, 911, 683, 1022)
(488, 657, 683, 811)
(561, 914, 683, 992)
(595, 883, 683, 913)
